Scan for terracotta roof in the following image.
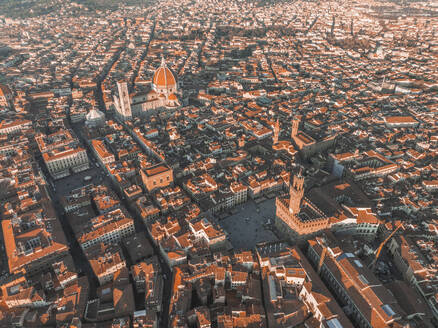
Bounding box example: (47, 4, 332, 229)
(153, 64, 176, 88)
(145, 165, 170, 176)
(0, 84, 12, 97)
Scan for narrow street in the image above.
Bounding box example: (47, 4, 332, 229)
(37, 157, 100, 299)
(130, 18, 156, 87)
(69, 120, 172, 327)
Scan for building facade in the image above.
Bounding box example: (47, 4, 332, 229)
(43, 148, 89, 179)
(140, 164, 173, 192)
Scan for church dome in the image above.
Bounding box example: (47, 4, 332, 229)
(152, 57, 177, 94)
(153, 66, 176, 88)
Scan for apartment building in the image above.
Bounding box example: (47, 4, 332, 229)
(36, 130, 89, 179)
(77, 208, 135, 250)
(0, 119, 32, 135)
(86, 243, 126, 285)
(2, 208, 68, 275)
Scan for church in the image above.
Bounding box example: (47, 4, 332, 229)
(114, 57, 181, 121)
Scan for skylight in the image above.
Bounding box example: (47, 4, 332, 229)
(337, 252, 355, 262)
(381, 304, 396, 317)
(327, 318, 344, 328)
(354, 259, 363, 268)
(358, 274, 369, 285)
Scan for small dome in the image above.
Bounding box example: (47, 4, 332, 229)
(168, 93, 177, 101)
(86, 108, 104, 121)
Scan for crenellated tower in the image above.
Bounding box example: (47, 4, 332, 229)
(289, 171, 304, 214)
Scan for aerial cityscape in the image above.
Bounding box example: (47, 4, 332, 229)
(0, 0, 437, 327)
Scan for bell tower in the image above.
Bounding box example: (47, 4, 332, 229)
(116, 80, 132, 121)
(273, 118, 280, 144)
(289, 171, 304, 215)
(291, 115, 301, 138)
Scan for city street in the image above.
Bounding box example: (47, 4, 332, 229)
(218, 199, 279, 250)
(42, 170, 100, 299)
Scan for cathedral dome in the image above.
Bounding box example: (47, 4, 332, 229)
(152, 57, 177, 94)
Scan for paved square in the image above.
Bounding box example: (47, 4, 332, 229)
(218, 198, 279, 250)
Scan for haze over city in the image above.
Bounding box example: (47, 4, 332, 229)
(0, 0, 437, 327)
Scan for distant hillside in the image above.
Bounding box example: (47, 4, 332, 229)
(74, 0, 153, 10)
(0, 0, 63, 18)
(0, 0, 153, 18)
